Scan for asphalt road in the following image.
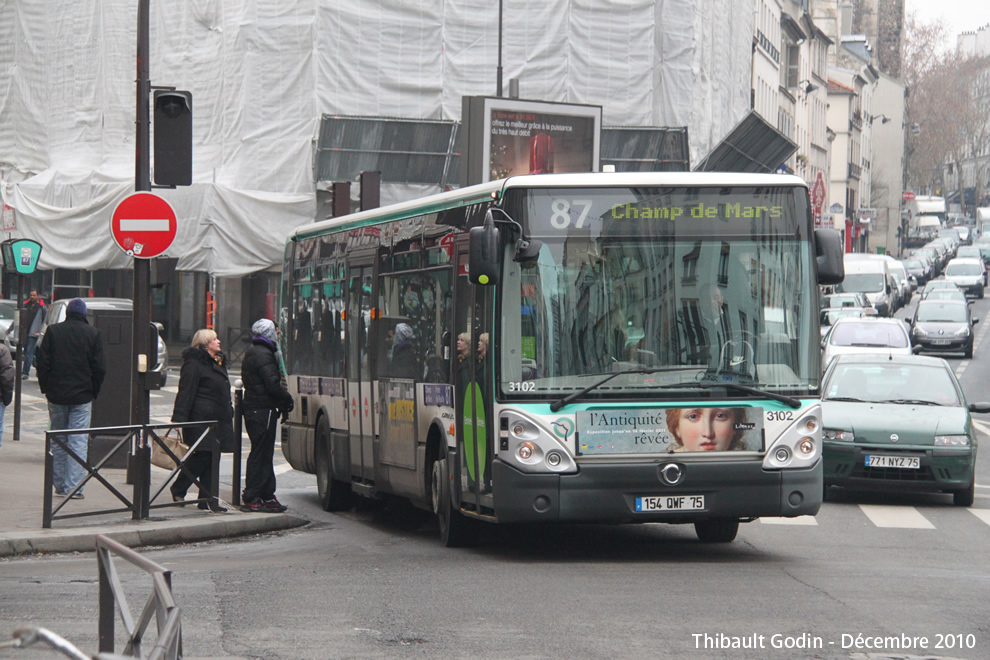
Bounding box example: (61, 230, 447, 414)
(3, 286, 990, 659)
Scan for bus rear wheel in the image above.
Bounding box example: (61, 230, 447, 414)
(694, 518, 739, 543)
(431, 453, 473, 547)
(316, 417, 353, 512)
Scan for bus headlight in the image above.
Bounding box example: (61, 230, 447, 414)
(517, 441, 538, 460)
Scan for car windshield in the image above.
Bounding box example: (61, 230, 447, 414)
(821, 295, 861, 309)
(957, 248, 980, 259)
(925, 290, 966, 302)
(825, 363, 960, 406)
(828, 322, 908, 347)
(924, 281, 958, 292)
(946, 263, 982, 276)
(916, 303, 967, 323)
(835, 273, 884, 294)
(904, 260, 923, 270)
(821, 309, 865, 326)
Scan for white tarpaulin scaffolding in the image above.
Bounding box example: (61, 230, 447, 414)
(0, 0, 752, 275)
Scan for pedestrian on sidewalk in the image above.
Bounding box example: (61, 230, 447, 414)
(0, 340, 14, 447)
(20, 290, 45, 379)
(35, 298, 106, 498)
(239, 318, 293, 513)
(170, 329, 234, 513)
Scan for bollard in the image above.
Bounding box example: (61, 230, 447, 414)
(232, 379, 243, 506)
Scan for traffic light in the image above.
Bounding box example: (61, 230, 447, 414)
(153, 90, 192, 186)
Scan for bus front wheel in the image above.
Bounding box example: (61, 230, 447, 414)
(694, 518, 739, 543)
(316, 417, 353, 512)
(431, 453, 473, 547)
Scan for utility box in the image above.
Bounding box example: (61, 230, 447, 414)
(89, 309, 132, 468)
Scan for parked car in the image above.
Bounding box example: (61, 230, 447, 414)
(910, 299, 978, 359)
(909, 246, 941, 277)
(821, 353, 990, 506)
(901, 258, 926, 288)
(943, 257, 986, 295)
(38, 297, 169, 384)
(820, 316, 915, 369)
(0, 300, 16, 343)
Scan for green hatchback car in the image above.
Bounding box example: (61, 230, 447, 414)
(821, 354, 990, 506)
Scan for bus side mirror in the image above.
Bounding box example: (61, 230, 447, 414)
(815, 228, 844, 285)
(469, 210, 501, 286)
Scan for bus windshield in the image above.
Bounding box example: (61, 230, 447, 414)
(499, 186, 818, 399)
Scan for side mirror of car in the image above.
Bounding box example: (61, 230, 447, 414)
(972, 317, 980, 325)
(969, 402, 990, 414)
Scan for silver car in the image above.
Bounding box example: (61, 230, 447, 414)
(821, 317, 916, 370)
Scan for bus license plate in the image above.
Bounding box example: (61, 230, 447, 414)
(636, 495, 705, 511)
(865, 455, 920, 469)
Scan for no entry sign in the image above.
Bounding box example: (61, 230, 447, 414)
(110, 192, 177, 258)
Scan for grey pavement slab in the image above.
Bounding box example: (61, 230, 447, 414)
(0, 422, 308, 558)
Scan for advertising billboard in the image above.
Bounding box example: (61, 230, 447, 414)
(461, 97, 602, 186)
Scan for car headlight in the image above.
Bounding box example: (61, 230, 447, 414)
(934, 434, 969, 446)
(954, 326, 971, 337)
(823, 428, 854, 442)
(912, 326, 928, 337)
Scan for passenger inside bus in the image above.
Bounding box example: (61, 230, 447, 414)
(390, 323, 419, 380)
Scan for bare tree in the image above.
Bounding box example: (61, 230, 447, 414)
(903, 11, 990, 214)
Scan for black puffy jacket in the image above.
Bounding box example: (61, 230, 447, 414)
(171, 347, 235, 452)
(36, 313, 106, 405)
(241, 337, 292, 412)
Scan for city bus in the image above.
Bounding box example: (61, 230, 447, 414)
(278, 172, 844, 545)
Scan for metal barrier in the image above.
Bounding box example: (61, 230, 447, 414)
(96, 534, 182, 658)
(1, 535, 185, 658)
(43, 421, 221, 529)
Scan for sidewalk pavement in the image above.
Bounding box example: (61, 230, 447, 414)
(0, 426, 309, 558)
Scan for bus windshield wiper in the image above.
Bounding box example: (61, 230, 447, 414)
(549, 368, 802, 412)
(688, 381, 802, 409)
(549, 367, 690, 412)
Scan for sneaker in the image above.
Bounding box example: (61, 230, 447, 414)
(261, 498, 287, 513)
(69, 493, 84, 500)
(21, 374, 28, 380)
(239, 498, 263, 513)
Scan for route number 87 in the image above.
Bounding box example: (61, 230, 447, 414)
(550, 199, 594, 229)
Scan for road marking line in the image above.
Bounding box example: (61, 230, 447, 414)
(973, 420, 990, 438)
(969, 509, 990, 526)
(859, 504, 935, 528)
(759, 516, 818, 525)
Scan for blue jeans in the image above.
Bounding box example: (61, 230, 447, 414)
(0, 402, 5, 447)
(23, 335, 39, 376)
(49, 402, 92, 495)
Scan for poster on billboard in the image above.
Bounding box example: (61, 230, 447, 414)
(461, 97, 602, 186)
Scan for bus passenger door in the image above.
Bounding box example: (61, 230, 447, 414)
(346, 262, 376, 484)
(452, 243, 494, 514)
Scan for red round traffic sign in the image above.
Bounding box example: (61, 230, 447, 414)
(110, 192, 177, 259)
(903, 191, 916, 202)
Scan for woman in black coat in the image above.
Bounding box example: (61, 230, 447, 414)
(170, 328, 234, 512)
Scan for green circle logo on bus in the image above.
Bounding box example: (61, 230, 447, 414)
(552, 418, 574, 443)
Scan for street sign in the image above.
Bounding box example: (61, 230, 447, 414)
(110, 192, 177, 258)
(829, 203, 844, 214)
(903, 191, 916, 202)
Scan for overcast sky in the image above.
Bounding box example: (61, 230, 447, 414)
(905, 0, 990, 42)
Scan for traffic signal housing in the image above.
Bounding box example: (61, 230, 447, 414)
(153, 90, 192, 186)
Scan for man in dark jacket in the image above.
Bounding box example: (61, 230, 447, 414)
(239, 318, 293, 513)
(35, 298, 106, 498)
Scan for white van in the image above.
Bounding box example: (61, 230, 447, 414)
(835, 254, 894, 316)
